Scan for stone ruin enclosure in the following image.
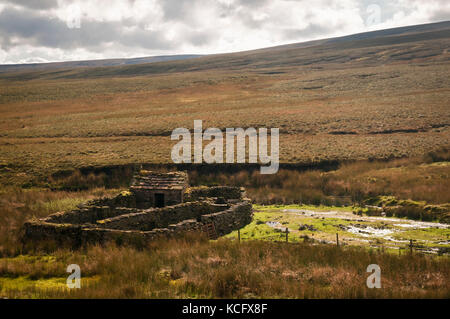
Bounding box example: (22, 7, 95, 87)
(23, 170, 253, 247)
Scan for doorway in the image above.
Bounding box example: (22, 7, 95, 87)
(154, 193, 165, 208)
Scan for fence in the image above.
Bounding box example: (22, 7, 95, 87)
(233, 230, 446, 256)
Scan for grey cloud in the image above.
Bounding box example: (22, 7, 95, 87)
(234, 0, 271, 8)
(430, 8, 450, 22)
(237, 12, 268, 29)
(0, 7, 175, 51)
(0, 0, 58, 10)
(215, 1, 270, 29)
(160, 0, 270, 23)
(357, 0, 402, 23)
(282, 23, 337, 40)
(409, 0, 450, 23)
(160, 0, 193, 21)
(187, 30, 215, 46)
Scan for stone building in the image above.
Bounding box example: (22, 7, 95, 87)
(130, 170, 188, 208)
(23, 170, 253, 248)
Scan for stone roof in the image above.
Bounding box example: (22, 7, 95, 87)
(130, 170, 188, 191)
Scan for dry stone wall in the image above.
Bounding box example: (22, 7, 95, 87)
(201, 201, 253, 236)
(185, 186, 245, 201)
(96, 201, 229, 231)
(23, 185, 252, 248)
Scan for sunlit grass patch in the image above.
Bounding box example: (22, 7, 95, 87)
(255, 204, 353, 212)
(0, 275, 101, 298)
(230, 204, 450, 253)
(225, 220, 287, 242)
(391, 228, 450, 243)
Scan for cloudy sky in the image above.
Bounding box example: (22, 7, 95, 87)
(0, 0, 449, 64)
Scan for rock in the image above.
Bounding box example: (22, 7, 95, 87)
(298, 224, 317, 231)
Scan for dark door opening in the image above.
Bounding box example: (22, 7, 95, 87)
(155, 193, 165, 208)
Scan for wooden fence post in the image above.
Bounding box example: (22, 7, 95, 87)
(285, 228, 289, 243)
(336, 233, 339, 247)
(409, 239, 413, 254)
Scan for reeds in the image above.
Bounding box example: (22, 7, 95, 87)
(0, 238, 448, 298)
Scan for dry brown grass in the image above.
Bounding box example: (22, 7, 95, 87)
(190, 151, 450, 205)
(0, 237, 448, 298)
(0, 187, 120, 256)
(0, 62, 448, 188)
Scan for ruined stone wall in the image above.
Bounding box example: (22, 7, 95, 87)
(96, 201, 228, 231)
(80, 218, 203, 247)
(24, 201, 252, 247)
(23, 184, 253, 248)
(24, 221, 84, 247)
(185, 186, 245, 201)
(44, 206, 139, 225)
(201, 201, 252, 236)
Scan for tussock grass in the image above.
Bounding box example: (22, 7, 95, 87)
(0, 62, 449, 188)
(0, 237, 448, 298)
(190, 151, 450, 205)
(0, 187, 121, 256)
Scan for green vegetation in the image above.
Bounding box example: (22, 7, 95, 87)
(391, 228, 450, 244)
(0, 237, 449, 299)
(0, 253, 101, 298)
(357, 195, 450, 223)
(0, 186, 447, 298)
(228, 205, 450, 253)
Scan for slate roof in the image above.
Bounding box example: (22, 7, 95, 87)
(130, 170, 188, 191)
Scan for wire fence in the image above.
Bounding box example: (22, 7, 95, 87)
(231, 229, 447, 256)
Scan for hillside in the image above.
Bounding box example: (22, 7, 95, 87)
(0, 21, 448, 187)
(1, 21, 449, 81)
(0, 54, 203, 74)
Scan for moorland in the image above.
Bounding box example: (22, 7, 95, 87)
(0, 21, 449, 298)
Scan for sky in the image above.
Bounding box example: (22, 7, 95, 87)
(0, 0, 449, 64)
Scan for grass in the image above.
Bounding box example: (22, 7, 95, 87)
(228, 204, 450, 252)
(0, 183, 447, 298)
(257, 204, 352, 212)
(0, 187, 122, 256)
(391, 228, 450, 244)
(0, 61, 449, 189)
(0, 237, 449, 298)
(190, 152, 450, 205)
(227, 207, 355, 243)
